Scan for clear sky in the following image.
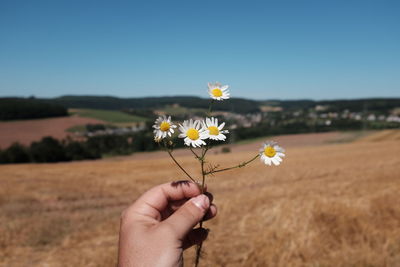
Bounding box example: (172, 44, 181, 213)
(0, 0, 399, 100)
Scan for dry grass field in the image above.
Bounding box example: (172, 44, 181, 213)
(0, 130, 400, 267)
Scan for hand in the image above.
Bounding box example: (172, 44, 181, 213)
(118, 181, 217, 267)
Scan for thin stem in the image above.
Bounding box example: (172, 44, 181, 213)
(200, 150, 207, 193)
(195, 147, 209, 267)
(207, 100, 214, 117)
(205, 154, 260, 175)
(166, 149, 196, 183)
(189, 147, 200, 160)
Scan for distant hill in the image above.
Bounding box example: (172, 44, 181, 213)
(49, 95, 262, 114)
(49, 95, 400, 114)
(261, 98, 400, 113)
(1, 96, 399, 121)
(318, 99, 400, 113)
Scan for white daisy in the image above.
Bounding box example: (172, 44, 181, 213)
(178, 119, 207, 147)
(202, 117, 229, 141)
(208, 82, 230, 101)
(259, 141, 285, 166)
(152, 115, 177, 139)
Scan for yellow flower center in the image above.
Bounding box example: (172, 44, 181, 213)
(264, 146, 276, 158)
(208, 126, 219, 135)
(212, 88, 223, 97)
(186, 128, 199, 140)
(160, 121, 170, 131)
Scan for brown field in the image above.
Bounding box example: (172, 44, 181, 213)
(0, 116, 104, 148)
(0, 130, 400, 266)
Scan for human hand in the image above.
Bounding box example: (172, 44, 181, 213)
(118, 181, 217, 267)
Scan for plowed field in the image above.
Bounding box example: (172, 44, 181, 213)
(0, 116, 103, 148)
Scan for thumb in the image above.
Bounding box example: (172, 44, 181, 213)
(162, 194, 210, 240)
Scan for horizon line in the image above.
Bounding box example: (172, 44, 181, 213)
(1, 94, 399, 102)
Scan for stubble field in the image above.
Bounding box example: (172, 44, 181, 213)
(0, 130, 399, 266)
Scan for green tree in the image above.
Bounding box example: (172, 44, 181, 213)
(0, 143, 30, 163)
(30, 137, 68, 163)
(64, 140, 101, 160)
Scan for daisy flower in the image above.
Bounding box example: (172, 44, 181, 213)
(208, 82, 230, 101)
(152, 115, 177, 139)
(202, 117, 229, 141)
(259, 141, 285, 166)
(178, 119, 207, 147)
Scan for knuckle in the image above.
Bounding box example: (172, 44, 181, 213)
(184, 203, 202, 221)
(120, 208, 128, 221)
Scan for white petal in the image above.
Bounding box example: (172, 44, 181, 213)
(271, 158, 280, 166)
(192, 140, 199, 147)
(199, 132, 208, 139)
(264, 158, 272, 166)
(184, 138, 191, 146)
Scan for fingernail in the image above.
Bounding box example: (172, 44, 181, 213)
(192, 194, 210, 210)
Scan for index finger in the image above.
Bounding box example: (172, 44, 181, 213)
(127, 181, 203, 222)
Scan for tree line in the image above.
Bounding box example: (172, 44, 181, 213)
(0, 132, 160, 164)
(0, 98, 68, 120)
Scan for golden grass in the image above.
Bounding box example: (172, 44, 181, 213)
(1, 131, 400, 266)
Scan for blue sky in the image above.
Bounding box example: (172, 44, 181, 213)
(0, 0, 399, 100)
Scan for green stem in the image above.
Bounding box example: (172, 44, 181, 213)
(207, 99, 214, 117)
(194, 147, 209, 267)
(200, 150, 206, 193)
(166, 149, 196, 183)
(205, 154, 260, 175)
(189, 147, 201, 160)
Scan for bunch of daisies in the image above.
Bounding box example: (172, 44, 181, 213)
(152, 81, 285, 166)
(154, 117, 228, 148)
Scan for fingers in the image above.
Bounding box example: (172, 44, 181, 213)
(203, 204, 217, 221)
(182, 228, 209, 250)
(162, 194, 210, 239)
(159, 196, 216, 222)
(166, 191, 214, 211)
(129, 181, 202, 221)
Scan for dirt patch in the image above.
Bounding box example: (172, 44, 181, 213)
(356, 129, 400, 142)
(0, 116, 104, 148)
(230, 131, 360, 153)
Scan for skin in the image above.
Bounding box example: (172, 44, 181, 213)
(118, 181, 217, 267)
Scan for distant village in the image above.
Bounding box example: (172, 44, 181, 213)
(76, 104, 400, 138)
